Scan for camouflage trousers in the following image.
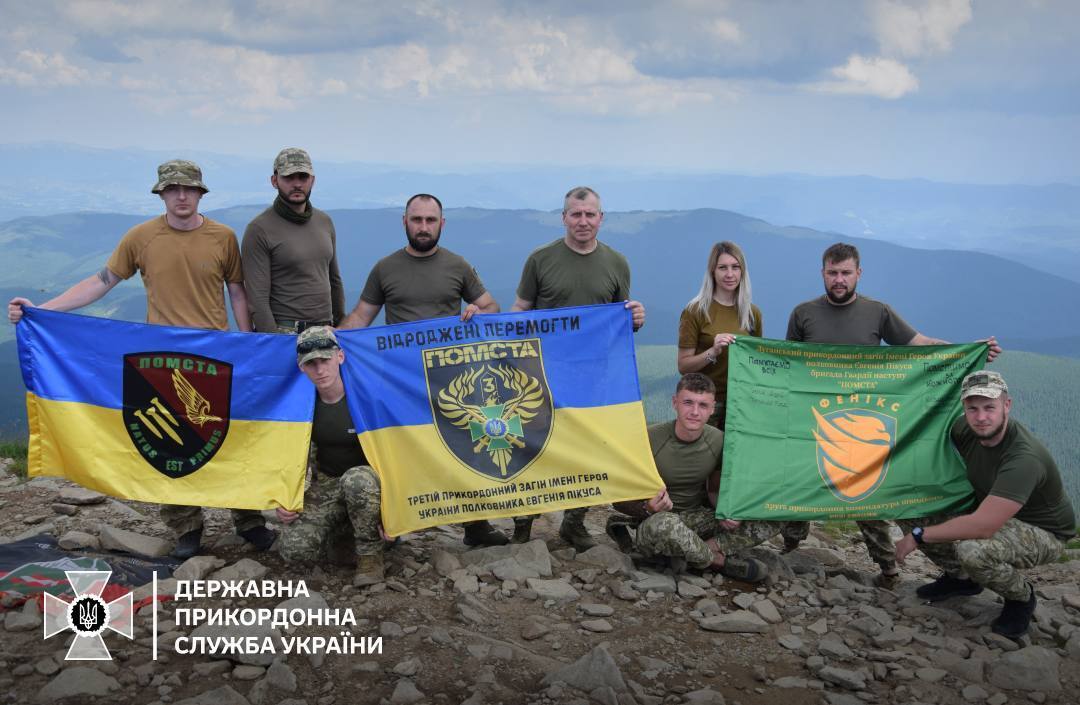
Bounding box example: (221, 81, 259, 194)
(782, 519, 897, 571)
(279, 465, 383, 563)
(513, 506, 589, 529)
(160, 504, 265, 538)
(895, 516, 1065, 601)
(633, 507, 788, 570)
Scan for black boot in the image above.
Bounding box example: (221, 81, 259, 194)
(559, 514, 597, 552)
(171, 529, 202, 560)
(915, 574, 984, 602)
(604, 518, 635, 554)
(238, 526, 279, 551)
(511, 517, 534, 544)
(992, 585, 1037, 639)
(463, 520, 509, 547)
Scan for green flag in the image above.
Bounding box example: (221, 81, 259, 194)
(717, 338, 985, 521)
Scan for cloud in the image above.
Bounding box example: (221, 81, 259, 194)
(810, 54, 919, 99)
(873, 0, 973, 58)
(0, 50, 93, 87)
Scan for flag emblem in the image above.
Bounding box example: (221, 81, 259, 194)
(813, 407, 896, 503)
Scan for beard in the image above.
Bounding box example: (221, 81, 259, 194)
(278, 186, 310, 206)
(825, 284, 856, 305)
(406, 228, 441, 253)
(970, 417, 1007, 440)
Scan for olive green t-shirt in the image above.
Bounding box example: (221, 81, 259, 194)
(678, 300, 763, 400)
(360, 248, 487, 325)
(312, 396, 367, 478)
(516, 239, 630, 310)
(786, 295, 916, 346)
(950, 417, 1076, 539)
(649, 421, 724, 513)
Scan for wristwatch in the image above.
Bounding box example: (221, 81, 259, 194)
(912, 527, 925, 545)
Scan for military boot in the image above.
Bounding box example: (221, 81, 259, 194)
(559, 514, 597, 552)
(463, 520, 509, 547)
(992, 585, 1037, 639)
(353, 553, 384, 587)
(604, 517, 635, 554)
(511, 517, 534, 544)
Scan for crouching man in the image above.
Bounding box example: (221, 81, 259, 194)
(895, 371, 1076, 638)
(277, 326, 387, 587)
(609, 373, 779, 582)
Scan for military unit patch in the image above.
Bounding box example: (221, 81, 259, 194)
(813, 407, 896, 503)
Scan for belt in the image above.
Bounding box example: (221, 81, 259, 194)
(276, 319, 333, 333)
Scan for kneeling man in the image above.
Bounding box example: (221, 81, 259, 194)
(896, 371, 1076, 638)
(277, 326, 386, 586)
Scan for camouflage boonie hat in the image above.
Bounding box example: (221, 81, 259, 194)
(151, 160, 209, 194)
(961, 371, 1008, 400)
(297, 326, 340, 365)
(274, 148, 314, 176)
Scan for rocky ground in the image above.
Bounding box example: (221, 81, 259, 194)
(1, 467, 1078, 705)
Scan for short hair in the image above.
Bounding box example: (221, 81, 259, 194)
(822, 242, 860, 268)
(675, 373, 716, 396)
(563, 186, 601, 214)
(405, 193, 443, 215)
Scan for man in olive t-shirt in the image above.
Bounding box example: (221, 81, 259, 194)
(895, 371, 1075, 638)
(337, 194, 505, 547)
(509, 186, 647, 550)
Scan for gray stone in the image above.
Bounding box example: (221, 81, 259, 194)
(631, 572, 676, 594)
(697, 610, 768, 634)
(751, 599, 783, 624)
(798, 547, 846, 567)
(381, 621, 405, 637)
(390, 679, 425, 705)
(872, 625, 914, 647)
(986, 695, 1008, 705)
(50, 503, 78, 516)
(394, 657, 421, 676)
(772, 676, 809, 688)
(778, 634, 803, 650)
(983, 632, 1020, 652)
(36, 667, 120, 703)
(915, 667, 948, 683)
(454, 574, 480, 594)
(580, 603, 614, 617)
(581, 619, 613, 633)
(807, 617, 829, 635)
(266, 659, 297, 692)
(575, 545, 635, 574)
(695, 598, 723, 617)
(58, 486, 107, 505)
(173, 555, 226, 581)
(99, 524, 171, 557)
(683, 688, 726, 704)
(817, 666, 866, 691)
(678, 580, 707, 598)
(456, 594, 494, 624)
(188, 623, 281, 666)
(522, 620, 550, 640)
(541, 644, 627, 693)
(961, 684, 989, 702)
(173, 686, 251, 705)
(432, 549, 462, 577)
(934, 650, 986, 684)
(208, 558, 269, 582)
(526, 578, 580, 602)
(986, 646, 1061, 692)
(488, 557, 541, 581)
(4, 599, 42, 632)
(192, 661, 232, 677)
(1062, 593, 1080, 610)
(232, 665, 265, 681)
(57, 530, 99, 550)
(732, 592, 756, 609)
(818, 634, 854, 660)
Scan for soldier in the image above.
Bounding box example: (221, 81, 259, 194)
(510, 186, 646, 550)
(278, 326, 387, 586)
(242, 147, 346, 333)
(782, 242, 1001, 585)
(7, 160, 273, 559)
(338, 193, 505, 547)
(895, 371, 1076, 638)
(609, 373, 768, 581)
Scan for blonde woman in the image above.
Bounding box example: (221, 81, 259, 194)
(677, 241, 762, 429)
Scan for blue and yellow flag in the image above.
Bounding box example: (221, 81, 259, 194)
(717, 338, 984, 521)
(17, 308, 310, 511)
(337, 304, 663, 536)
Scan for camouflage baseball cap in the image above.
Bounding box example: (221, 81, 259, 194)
(961, 370, 1008, 400)
(274, 148, 314, 176)
(296, 326, 340, 365)
(151, 160, 209, 194)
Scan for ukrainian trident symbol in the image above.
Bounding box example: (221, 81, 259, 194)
(43, 571, 134, 660)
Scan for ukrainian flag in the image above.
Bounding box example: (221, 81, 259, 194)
(17, 308, 310, 511)
(337, 303, 662, 536)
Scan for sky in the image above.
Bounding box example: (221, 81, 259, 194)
(3, 0, 1078, 184)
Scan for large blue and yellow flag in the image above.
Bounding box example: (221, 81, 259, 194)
(337, 303, 663, 536)
(17, 308, 310, 511)
(717, 338, 984, 521)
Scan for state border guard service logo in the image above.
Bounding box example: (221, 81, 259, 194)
(812, 406, 896, 503)
(122, 352, 232, 478)
(425, 338, 553, 482)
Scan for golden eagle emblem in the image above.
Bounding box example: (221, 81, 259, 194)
(172, 369, 223, 427)
(813, 407, 895, 503)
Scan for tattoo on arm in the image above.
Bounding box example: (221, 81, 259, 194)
(97, 267, 116, 286)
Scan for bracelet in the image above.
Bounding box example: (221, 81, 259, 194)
(704, 350, 717, 365)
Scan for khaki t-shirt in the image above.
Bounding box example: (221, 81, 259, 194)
(649, 421, 724, 513)
(678, 301, 763, 400)
(360, 248, 486, 325)
(312, 396, 367, 478)
(516, 239, 630, 310)
(107, 216, 242, 330)
(951, 417, 1076, 539)
(786, 295, 916, 345)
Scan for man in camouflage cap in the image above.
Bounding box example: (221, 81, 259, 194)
(8, 159, 274, 560)
(242, 148, 345, 334)
(277, 326, 387, 586)
(895, 371, 1076, 638)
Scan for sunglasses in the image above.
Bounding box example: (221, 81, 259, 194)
(296, 339, 339, 354)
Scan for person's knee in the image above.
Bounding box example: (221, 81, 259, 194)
(278, 532, 312, 563)
(341, 466, 380, 497)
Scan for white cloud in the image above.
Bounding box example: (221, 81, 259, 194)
(706, 18, 742, 43)
(873, 0, 973, 58)
(0, 50, 93, 87)
(811, 54, 919, 99)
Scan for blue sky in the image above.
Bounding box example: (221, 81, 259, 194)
(3, 0, 1077, 184)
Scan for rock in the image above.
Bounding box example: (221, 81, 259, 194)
(1062, 593, 1080, 611)
(98, 524, 171, 557)
(986, 695, 1008, 705)
(575, 545, 635, 574)
(695, 598, 723, 617)
(5, 599, 42, 632)
(818, 634, 854, 660)
(36, 667, 120, 703)
(773, 676, 809, 688)
(208, 558, 269, 582)
(456, 594, 494, 625)
(934, 650, 986, 683)
(697, 610, 768, 634)
(526, 578, 580, 602)
(961, 684, 989, 702)
(57, 530, 100, 550)
(818, 666, 866, 691)
(173, 555, 227, 581)
(798, 547, 846, 567)
(986, 646, 1061, 691)
(612, 581, 638, 601)
(188, 623, 281, 666)
(778, 635, 803, 650)
(751, 599, 783, 624)
(390, 679, 425, 704)
(580, 603, 614, 617)
(266, 659, 297, 692)
(541, 644, 627, 693)
(872, 625, 914, 647)
(581, 619, 613, 633)
(232, 665, 265, 681)
(33, 657, 59, 676)
(58, 486, 107, 505)
(173, 686, 251, 705)
(488, 557, 540, 581)
(381, 621, 405, 638)
(732, 593, 756, 609)
(192, 661, 232, 677)
(454, 574, 480, 594)
(982, 632, 1020, 652)
(683, 688, 726, 704)
(522, 620, 550, 640)
(631, 572, 676, 594)
(432, 550, 462, 577)
(274, 590, 330, 617)
(394, 657, 421, 676)
(50, 503, 79, 516)
(915, 667, 948, 683)
(678, 580, 707, 598)
(807, 617, 829, 635)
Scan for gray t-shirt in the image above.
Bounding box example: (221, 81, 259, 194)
(649, 421, 724, 513)
(786, 295, 917, 345)
(516, 239, 631, 310)
(360, 248, 487, 325)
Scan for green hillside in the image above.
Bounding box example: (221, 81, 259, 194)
(635, 345, 1080, 513)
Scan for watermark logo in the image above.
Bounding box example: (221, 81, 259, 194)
(43, 571, 134, 660)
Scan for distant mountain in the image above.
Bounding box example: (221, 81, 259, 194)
(3, 142, 1078, 284)
(2, 205, 1078, 359)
